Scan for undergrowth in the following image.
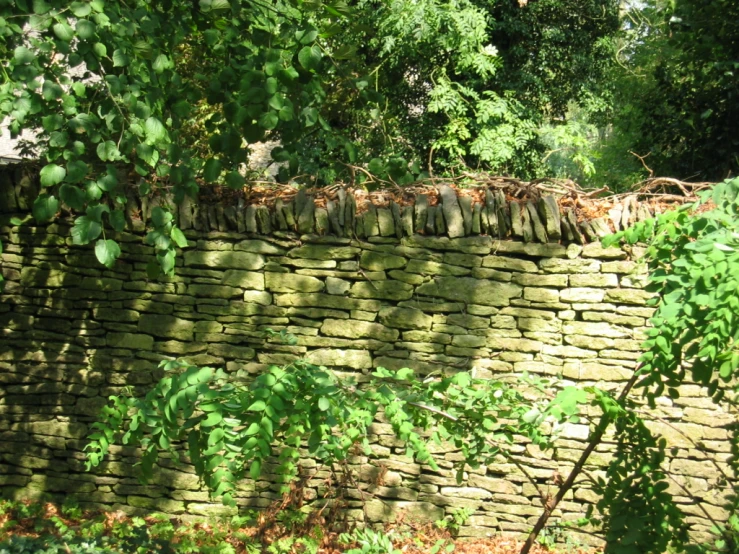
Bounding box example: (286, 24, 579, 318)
(0, 497, 598, 554)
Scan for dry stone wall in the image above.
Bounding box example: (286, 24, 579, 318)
(0, 173, 735, 546)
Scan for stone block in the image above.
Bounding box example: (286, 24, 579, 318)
(523, 287, 559, 303)
(350, 281, 414, 301)
(326, 277, 350, 295)
(512, 273, 568, 287)
(562, 321, 631, 338)
(446, 313, 489, 329)
(539, 258, 601, 274)
(107, 333, 155, 350)
(604, 289, 654, 305)
(416, 277, 521, 307)
(560, 288, 606, 303)
(243, 291, 273, 305)
(221, 270, 265, 290)
(569, 274, 619, 287)
(288, 245, 360, 260)
(208, 344, 256, 359)
(234, 239, 285, 254)
(360, 250, 407, 271)
(265, 272, 324, 293)
(138, 314, 195, 341)
(321, 319, 399, 342)
(305, 349, 372, 369)
(379, 307, 433, 330)
(274, 293, 380, 312)
(481, 255, 537, 273)
(184, 251, 264, 270)
(487, 337, 542, 353)
(187, 284, 241, 298)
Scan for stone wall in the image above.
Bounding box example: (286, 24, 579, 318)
(0, 173, 735, 546)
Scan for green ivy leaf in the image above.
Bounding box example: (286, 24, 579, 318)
(14, 46, 36, 65)
(40, 164, 67, 187)
(52, 21, 75, 41)
(71, 216, 102, 244)
(145, 117, 167, 145)
(65, 160, 88, 183)
(151, 207, 173, 228)
(59, 184, 87, 210)
(95, 239, 121, 268)
(109, 209, 126, 232)
(203, 158, 223, 182)
(112, 49, 130, 67)
(170, 227, 188, 248)
(32, 194, 59, 223)
(298, 45, 322, 71)
(96, 141, 120, 162)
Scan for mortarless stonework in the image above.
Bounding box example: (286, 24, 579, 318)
(0, 169, 735, 546)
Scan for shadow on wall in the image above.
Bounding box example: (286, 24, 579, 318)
(0, 223, 283, 517)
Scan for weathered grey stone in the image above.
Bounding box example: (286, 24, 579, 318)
(305, 349, 372, 369)
(492, 241, 567, 258)
(265, 272, 324, 293)
(106, 333, 155, 350)
(208, 344, 256, 359)
(138, 314, 195, 341)
(560, 288, 606, 303)
(416, 277, 521, 307)
(519, 202, 533, 242)
(415, 195, 429, 233)
(405, 259, 470, 277)
(569, 274, 619, 287)
(562, 321, 631, 338)
(379, 307, 433, 330)
(402, 330, 452, 344)
(446, 313, 489, 329)
(364, 203, 380, 237)
(512, 273, 568, 287)
(377, 208, 395, 237)
(350, 280, 413, 301)
(538, 196, 561, 240)
(523, 288, 560, 303)
(581, 243, 625, 259)
(187, 284, 241, 298)
(297, 197, 315, 234)
(326, 277, 350, 295)
(222, 270, 265, 290)
(321, 319, 398, 341)
(234, 240, 285, 255)
(459, 196, 473, 235)
(274, 293, 380, 311)
(582, 311, 644, 326)
(184, 251, 264, 270)
(360, 250, 407, 271)
(314, 207, 329, 235)
(487, 337, 542, 353)
(436, 185, 464, 238)
(604, 289, 653, 305)
(539, 258, 601, 274)
(388, 270, 426, 285)
(527, 202, 547, 242)
(601, 260, 638, 274)
(288, 244, 360, 260)
(482, 255, 537, 273)
(239, 290, 271, 305)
